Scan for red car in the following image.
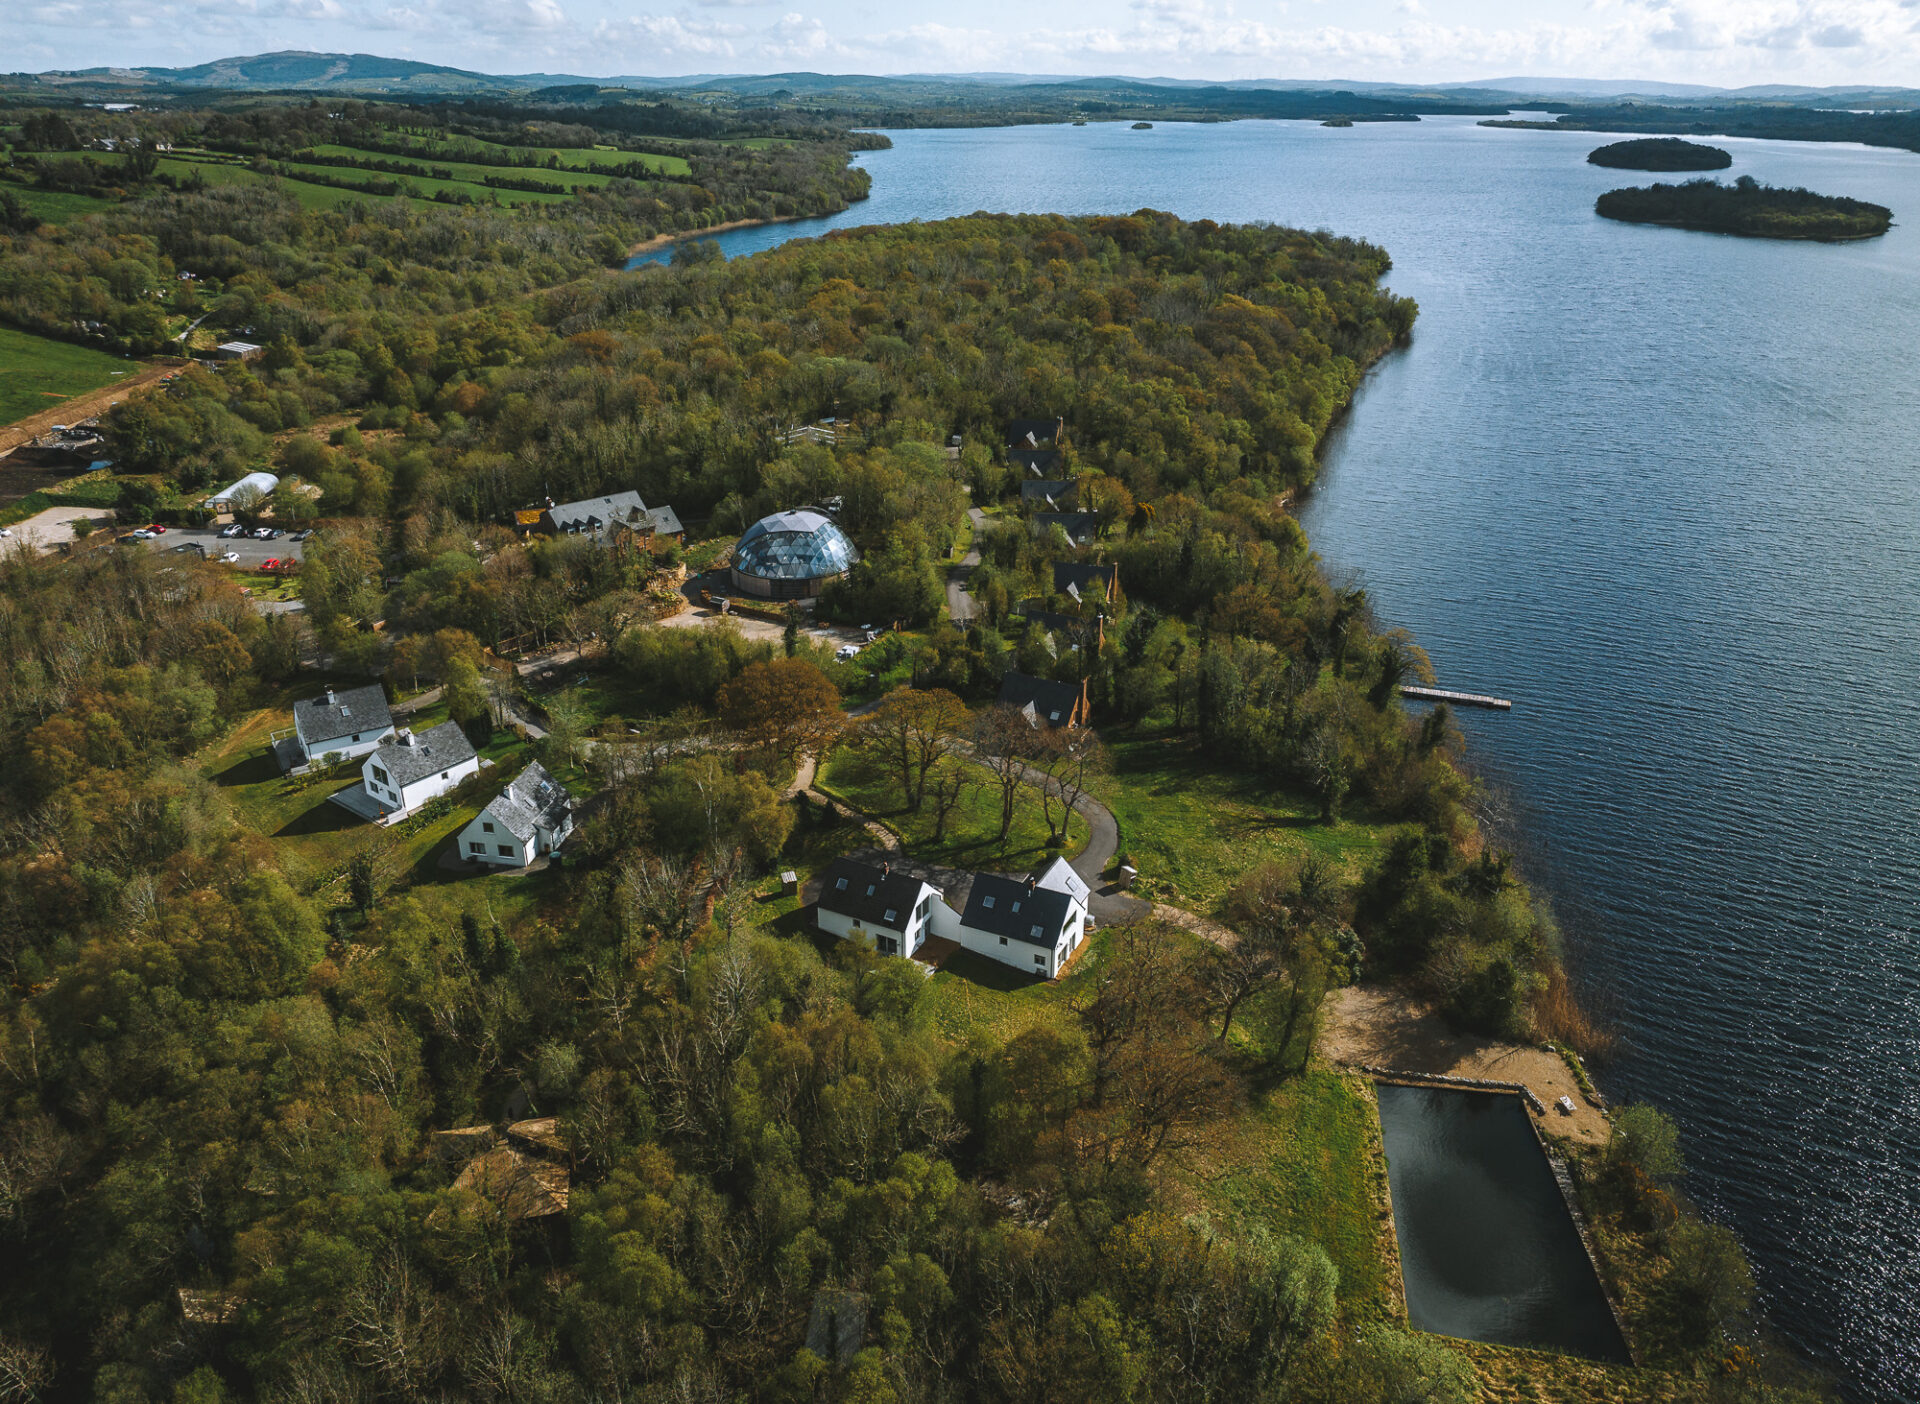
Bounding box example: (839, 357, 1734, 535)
(145, 523, 167, 534)
(262, 558, 280, 571)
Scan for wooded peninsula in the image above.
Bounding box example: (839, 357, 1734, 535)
(1596, 176, 1893, 241)
(0, 90, 1833, 1404)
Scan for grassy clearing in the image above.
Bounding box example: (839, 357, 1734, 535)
(0, 324, 139, 427)
(2, 183, 118, 225)
(364, 134, 693, 179)
(1100, 731, 1390, 913)
(817, 744, 1084, 871)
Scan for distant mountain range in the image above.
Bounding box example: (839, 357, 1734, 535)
(11, 51, 1919, 110)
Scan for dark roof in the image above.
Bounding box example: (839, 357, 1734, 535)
(997, 671, 1084, 727)
(960, 872, 1075, 948)
(293, 683, 392, 746)
(369, 721, 476, 788)
(1053, 561, 1119, 598)
(1019, 605, 1098, 638)
(1035, 512, 1100, 542)
(548, 491, 649, 538)
(1010, 447, 1063, 475)
(816, 856, 932, 930)
(1020, 479, 1078, 508)
(1006, 417, 1064, 450)
(646, 504, 684, 536)
(485, 761, 573, 842)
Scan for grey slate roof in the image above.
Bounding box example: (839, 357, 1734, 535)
(1034, 512, 1099, 543)
(1032, 855, 1091, 906)
(1021, 479, 1078, 509)
(1010, 447, 1063, 476)
(550, 491, 649, 538)
(816, 856, 933, 930)
(370, 721, 476, 788)
(485, 762, 573, 843)
(1006, 418, 1064, 450)
(646, 504, 684, 536)
(1052, 561, 1119, 598)
(960, 873, 1075, 948)
(997, 671, 1084, 727)
(293, 683, 392, 747)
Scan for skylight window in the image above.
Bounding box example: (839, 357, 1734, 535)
(1030, 925, 1043, 939)
(982, 895, 995, 909)
(835, 877, 848, 890)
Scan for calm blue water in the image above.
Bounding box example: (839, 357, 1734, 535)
(635, 119, 1920, 1399)
(1377, 1083, 1630, 1363)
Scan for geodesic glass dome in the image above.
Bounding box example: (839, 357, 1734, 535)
(731, 510, 858, 583)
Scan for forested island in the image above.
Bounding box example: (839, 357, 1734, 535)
(0, 87, 1830, 1404)
(1597, 175, 1893, 241)
(1587, 137, 1731, 172)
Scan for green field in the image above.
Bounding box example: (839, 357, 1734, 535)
(1100, 732, 1391, 913)
(0, 324, 138, 427)
(1, 182, 118, 225)
(305, 136, 691, 181)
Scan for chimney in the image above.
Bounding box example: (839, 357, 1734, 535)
(1027, 876, 1037, 894)
(399, 729, 416, 747)
(881, 861, 891, 878)
(324, 686, 336, 705)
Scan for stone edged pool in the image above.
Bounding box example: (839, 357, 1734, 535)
(1376, 1082, 1630, 1363)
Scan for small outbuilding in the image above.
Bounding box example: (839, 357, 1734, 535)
(206, 470, 280, 511)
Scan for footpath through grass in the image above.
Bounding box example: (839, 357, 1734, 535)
(817, 744, 1085, 872)
(0, 324, 138, 426)
(1101, 731, 1390, 913)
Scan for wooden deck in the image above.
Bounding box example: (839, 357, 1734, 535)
(1399, 685, 1513, 712)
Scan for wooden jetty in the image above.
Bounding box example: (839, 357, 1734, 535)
(1398, 685, 1513, 712)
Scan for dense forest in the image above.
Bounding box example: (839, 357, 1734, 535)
(0, 90, 1826, 1398)
(1586, 138, 1731, 173)
(1595, 176, 1893, 241)
(1484, 101, 1920, 157)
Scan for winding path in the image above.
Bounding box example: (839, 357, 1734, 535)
(944, 506, 988, 623)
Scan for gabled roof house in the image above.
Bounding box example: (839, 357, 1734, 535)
(1033, 512, 1100, 546)
(1052, 561, 1121, 604)
(814, 856, 947, 958)
(1021, 479, 1079, 510)
(459, 762, 575, 868)
(998, 671, 1091, 728)
(361, 721, 480, 819)
(1006, 417, 1065, 450)
(290, 683, 394, 766)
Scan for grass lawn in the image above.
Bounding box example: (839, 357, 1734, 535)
(1182, 1067, 1394, 1315)
(0, 324, 140, 427)
(918, 924, 1115, 1044)
(3, 183, 118, 225)
(817, 744, 1084, 872)
(1100, 731, 1391, 913)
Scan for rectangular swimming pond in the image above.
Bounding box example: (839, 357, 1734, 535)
(1376, 1083, 1630, 1363)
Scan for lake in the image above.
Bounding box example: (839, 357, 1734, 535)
(1376, 1083, 1629, 1363)
(635, 118, 1920, 1400)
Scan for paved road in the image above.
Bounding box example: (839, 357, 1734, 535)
(945, 507, 988, 622)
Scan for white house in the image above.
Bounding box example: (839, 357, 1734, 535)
(815, 857, 948, 959)
(361, 722, 480, 819)
(953, 857, 1091, 979)
(815, 854, 1091, 978)
(290, 683, 394, 767)
(458, 762, 575, 868)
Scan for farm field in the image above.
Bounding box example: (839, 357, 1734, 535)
(0, 324, 138, 426)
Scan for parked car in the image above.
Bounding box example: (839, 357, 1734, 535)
(835, 644, 860, 661)
(119, 531, 152, 544)
(268, 528, 285, 540)
(289, 528, 314, 542)
(217, 524, 242, 538)
(220, 552, 240, 563)
(145, 523, 167, 534)
(262, 558, 279, 571)
(252, 526, 274, 540)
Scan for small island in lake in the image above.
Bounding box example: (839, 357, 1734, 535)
(1588, 136, 1731, 171)
(1322, 118, 1354, 128)
(1596, 176, 1893, 241)
(1131, 120, 1153, 129)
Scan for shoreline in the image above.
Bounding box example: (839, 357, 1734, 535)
(626, 212, 827, 259)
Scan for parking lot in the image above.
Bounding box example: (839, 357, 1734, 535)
(130, 525, 307, 568)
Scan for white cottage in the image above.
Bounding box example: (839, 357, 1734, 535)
(361, 722, 479, 818)
(953, 856, 1090, 979)
(814, 857, 948, 958)
(458, 761, 575, 868)
(291, 683, 394, 766)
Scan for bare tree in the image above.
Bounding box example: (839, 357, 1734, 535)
(972, 704, 1050, 841)
(1039, 731, 1103, 849)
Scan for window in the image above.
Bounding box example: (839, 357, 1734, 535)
(441, 771, 449, 779)
(998, 936, 1007, 946)
(1011, 900, 1022, 913)
(883, 908, 898, 924)
(982, 895, 996, 909)
(372, 766, 389, 786)
(482, 822, 495, 834)
(498, 845, 513, 857)
(469, 842, 483, 854)
(351, 733, 361, 743)
(835, 877, 848, 891)
(1048, 710, 1062, 722)
(865, 883, 877, 896)
(1030, 925, 1043, 940)
(1034, 954, 1045, 966)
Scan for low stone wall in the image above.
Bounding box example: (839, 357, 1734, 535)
(1349, 1063, 1548, 1116)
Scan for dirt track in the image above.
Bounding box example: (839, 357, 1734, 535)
(0, 361, 176, 455)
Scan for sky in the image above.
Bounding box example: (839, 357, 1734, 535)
(8, 0, 1920, 88)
